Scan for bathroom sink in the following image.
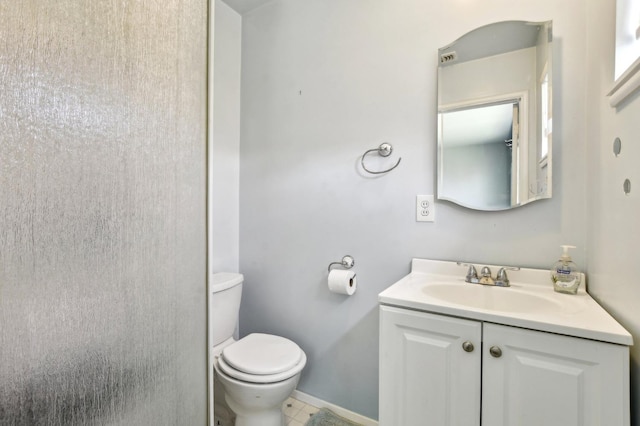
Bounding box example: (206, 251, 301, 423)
(378, 258, 633, 345)
(421, 282, 563, 314)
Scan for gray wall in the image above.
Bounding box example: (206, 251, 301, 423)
(211, 0, 242, 273)
(0, 1, 208, 424)
(238, 0, 588, 419)
(586, 1, 640, 424)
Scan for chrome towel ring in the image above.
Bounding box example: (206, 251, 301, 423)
(360, 143, 401, 174)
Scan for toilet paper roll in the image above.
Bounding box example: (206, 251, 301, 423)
(328, 269, 357, 296)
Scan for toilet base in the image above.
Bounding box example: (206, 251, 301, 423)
(215, 362, 300, 426)
(226, 399, 284, 426)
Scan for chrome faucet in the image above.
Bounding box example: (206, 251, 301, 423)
(465, 264, 479, 283)
(495, 267, 510, 287)
(479, 266, 495, 285)
(457, 262, 519, 287)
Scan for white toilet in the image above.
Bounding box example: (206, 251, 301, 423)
(212, 272, 307, 426)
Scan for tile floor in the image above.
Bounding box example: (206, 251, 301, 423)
(214, 396, 319, 426)
(283, 396, 320, 425)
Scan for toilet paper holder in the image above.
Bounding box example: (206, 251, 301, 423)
(327, 255, 355, 272)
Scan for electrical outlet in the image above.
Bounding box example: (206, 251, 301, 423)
(416, 195, 435, 222)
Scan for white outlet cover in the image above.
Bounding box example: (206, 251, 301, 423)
(416, 195, 435, 222)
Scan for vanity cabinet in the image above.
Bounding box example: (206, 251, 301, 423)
(379, 305, 630, 426)
(379, 306, 481, 425)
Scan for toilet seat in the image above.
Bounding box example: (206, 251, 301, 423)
(218, 333, 306, 384)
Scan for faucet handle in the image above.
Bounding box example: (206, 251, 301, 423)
(500, 266, 520, 272)
(495, 266, 519, 287)
(456, 262, 480, 284)
(496, 267, 508, 281)
(456, 262, 478, 283)
(466, 265, 478, 283)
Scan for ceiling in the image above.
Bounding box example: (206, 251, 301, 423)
(441, 103, 514, 147)
(222, 0, 272, 14)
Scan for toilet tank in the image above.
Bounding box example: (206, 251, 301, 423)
(211, 272, 243, 347)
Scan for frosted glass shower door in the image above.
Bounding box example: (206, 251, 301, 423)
(0, 1, 208, 424)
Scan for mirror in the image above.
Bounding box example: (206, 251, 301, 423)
(437, 21, 553, 210)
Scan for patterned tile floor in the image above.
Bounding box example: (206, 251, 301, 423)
(214, 396, 319, 426)
(283, 396, 320, 426)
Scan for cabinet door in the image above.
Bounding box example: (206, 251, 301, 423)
(379, 306, 481, 426)
(482, 323, 630, 426)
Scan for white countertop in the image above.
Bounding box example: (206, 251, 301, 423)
(378, 259, 633, 346)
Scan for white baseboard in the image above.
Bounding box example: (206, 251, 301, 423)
(291, 390, 378, 426)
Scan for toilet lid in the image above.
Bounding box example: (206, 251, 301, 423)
(221, 333, 303, 375)
(216, 350, 307, 384)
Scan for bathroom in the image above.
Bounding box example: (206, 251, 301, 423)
(214, 0, 640, 422)
(2, 0, 640, 424)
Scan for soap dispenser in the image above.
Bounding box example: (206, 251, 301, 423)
(550, 245, 582, 294)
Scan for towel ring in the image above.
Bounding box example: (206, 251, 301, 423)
(361, 143, 402, 174)
(328, 255, 355, 272)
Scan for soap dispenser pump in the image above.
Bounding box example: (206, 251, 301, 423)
(551, 245, 582, 294)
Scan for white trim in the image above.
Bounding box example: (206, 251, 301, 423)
(291, 390, 379, 426)
(207, 0, 215, 424)
(438, 90, 528, 113)
(608, 56, 640, 107)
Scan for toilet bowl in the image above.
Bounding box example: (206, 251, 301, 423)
(211, 273, 307, 426)
(214, 333, 307, 426)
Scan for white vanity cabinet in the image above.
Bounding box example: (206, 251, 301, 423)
(482, 322, 629, 426)
(379, 305, 630, 426)
(379, 306, 482, 425)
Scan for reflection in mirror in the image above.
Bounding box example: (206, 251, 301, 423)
(437, 21, 552, 211)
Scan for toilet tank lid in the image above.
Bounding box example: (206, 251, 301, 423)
(211, 272, 244, 293)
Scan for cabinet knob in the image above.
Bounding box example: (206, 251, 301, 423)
(489, 346, 502, 358)
(462, 341, 474, 352)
